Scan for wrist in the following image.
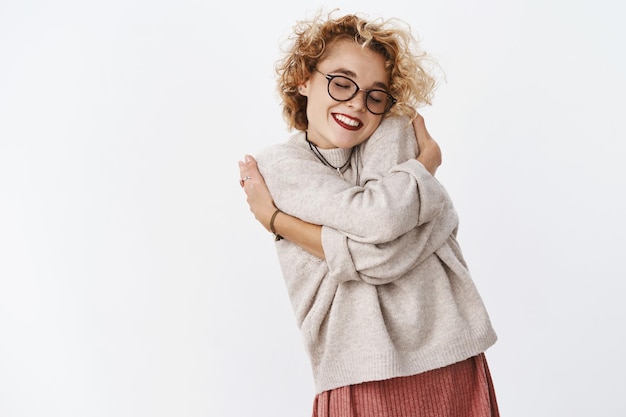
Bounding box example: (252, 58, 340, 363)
(270, 208, 284, 241)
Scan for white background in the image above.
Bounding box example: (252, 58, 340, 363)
(1, 0, 624, 416)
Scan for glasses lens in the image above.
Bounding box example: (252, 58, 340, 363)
(327, 76, 358, 101)
(366, 90, 393, 115)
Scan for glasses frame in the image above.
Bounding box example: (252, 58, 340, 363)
(315, 69, 397, 115)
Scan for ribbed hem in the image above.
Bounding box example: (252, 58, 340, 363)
(312, 325, 498, 394)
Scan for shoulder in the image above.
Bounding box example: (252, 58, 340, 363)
(255, 131, 319, 177)
(360, 115, 418, 166)
(256, 131, 310, 165)
(373, 115, 414, 142)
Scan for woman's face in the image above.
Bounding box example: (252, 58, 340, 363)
(299, 39, 390, 149)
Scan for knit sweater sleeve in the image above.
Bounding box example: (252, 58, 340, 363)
(320, 204, 459, 284)
(256, 117, 449, 245)
(320, 116, 460, 284)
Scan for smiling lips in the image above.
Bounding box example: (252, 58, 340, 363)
(333, 113, 362, 131)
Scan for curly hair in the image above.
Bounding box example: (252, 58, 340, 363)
(275, 10, 440, 131)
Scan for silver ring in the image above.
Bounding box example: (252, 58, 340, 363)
(242, 176, 252, 182)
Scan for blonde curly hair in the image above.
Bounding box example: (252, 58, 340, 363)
(275, 10, 439, 131)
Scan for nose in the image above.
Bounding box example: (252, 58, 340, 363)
(346, 90, 367, 111)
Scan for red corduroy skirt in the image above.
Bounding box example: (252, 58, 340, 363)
(312, 354, 499, 417)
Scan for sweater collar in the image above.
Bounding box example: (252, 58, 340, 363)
(300, 131, 354, 169)
(313, 145, 354, 169)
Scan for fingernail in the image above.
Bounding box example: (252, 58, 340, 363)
(245, 155, 252, 163)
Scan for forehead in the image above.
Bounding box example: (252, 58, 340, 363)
(320, 39, 388, 80)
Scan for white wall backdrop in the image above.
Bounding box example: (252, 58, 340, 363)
(1, 0, 624, 416)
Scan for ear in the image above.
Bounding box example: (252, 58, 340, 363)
(298, 80, 310, 97)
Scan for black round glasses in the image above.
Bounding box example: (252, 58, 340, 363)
(315, 69, 397, 115)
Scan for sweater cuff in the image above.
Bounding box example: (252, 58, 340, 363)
(321, 226, 360, 284)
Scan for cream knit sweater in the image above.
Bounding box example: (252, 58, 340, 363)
(256, 116, 497, 394)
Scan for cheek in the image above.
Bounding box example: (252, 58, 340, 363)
(307, 92, 334, 116)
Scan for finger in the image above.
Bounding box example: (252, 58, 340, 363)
(240, 177, 254, 189)
(238, 160, 248, 176)
(244, 154, 257, 166)
(238, 161, 254, 188)
(241, 155, 256, 173)
(412, 114, 428, 141)
(244, 158, 263, 179)
(238, 162, 247, 187)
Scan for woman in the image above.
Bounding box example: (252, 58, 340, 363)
(238, 11, 499, 417)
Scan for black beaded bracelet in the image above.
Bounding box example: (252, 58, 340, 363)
(270, 208, 284, 241)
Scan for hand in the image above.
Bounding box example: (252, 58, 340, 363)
(238, 154, 278, 231)
(413, 114, 442, 176)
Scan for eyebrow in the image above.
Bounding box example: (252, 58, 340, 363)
(327, 67, 389, 90)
